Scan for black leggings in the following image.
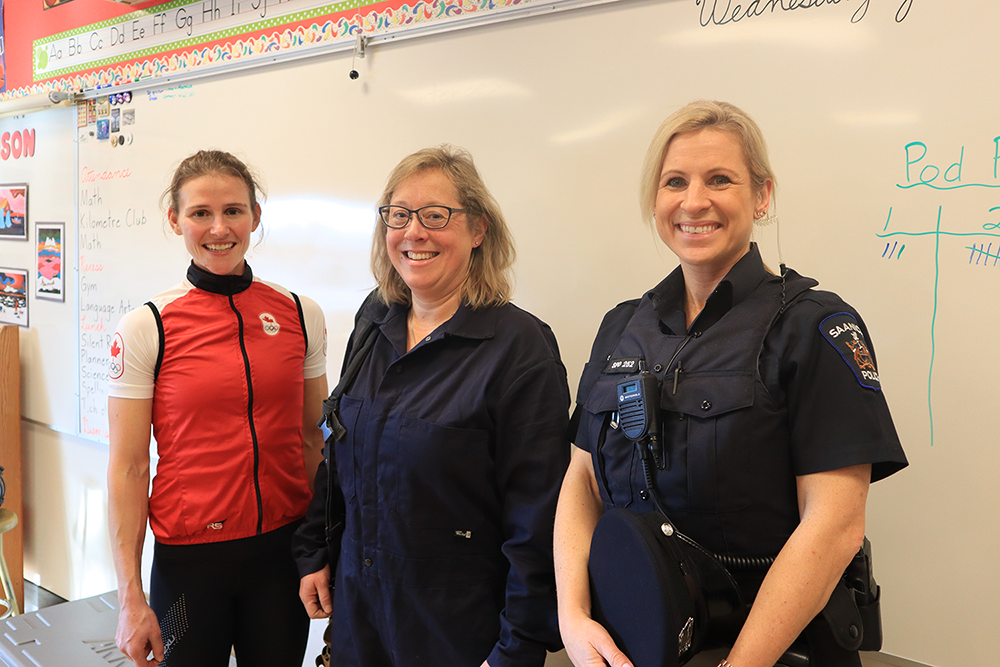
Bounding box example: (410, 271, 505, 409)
(150, 523, 309, 667)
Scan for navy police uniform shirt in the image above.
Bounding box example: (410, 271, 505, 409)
(575, 244, 907, 557)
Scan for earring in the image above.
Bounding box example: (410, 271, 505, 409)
(754, 210, 777, 226)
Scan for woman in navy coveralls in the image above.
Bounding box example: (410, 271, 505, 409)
(294, 145, 570, 667)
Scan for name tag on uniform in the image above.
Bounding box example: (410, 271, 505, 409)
(604, 357, 641, 374)
(821, 313, 881, 390)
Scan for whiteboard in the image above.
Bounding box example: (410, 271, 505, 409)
(63, 1, 998, 664)
(0, 105, 77, 432)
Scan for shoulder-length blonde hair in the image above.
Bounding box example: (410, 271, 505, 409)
(371, 145, 515, 308)
(638, 100, 776, 226)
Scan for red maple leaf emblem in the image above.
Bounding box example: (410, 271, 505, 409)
(262, 315, 275, 323)
(110, 339, 121, 358)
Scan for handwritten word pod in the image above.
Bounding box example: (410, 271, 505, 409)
(902, 138, 1000, 190)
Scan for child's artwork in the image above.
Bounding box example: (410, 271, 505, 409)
(36, 223, 65, 301)
(0, 268, 28, 327)
(0, 184, 28, 240)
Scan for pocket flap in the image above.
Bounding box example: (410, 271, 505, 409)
(661, 371, 754, 418)
(583, 374, 628, 414)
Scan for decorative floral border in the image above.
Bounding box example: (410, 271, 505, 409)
(2, 0, 534, 102)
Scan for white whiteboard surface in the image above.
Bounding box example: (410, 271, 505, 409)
(52, 0, 1000, 664)
(0, 105, 78, 432)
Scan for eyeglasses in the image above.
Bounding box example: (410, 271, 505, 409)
(378, 205, 466, 230)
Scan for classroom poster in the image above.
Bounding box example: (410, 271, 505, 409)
(0, 268, 28, 327)
(0, 184, 28, 240)
(36, 222, 65, 301)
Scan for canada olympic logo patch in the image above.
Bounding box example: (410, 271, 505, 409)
(109, 332, 125, 380)
(259, 312, 280, 336)
(821, 313, 880, 390)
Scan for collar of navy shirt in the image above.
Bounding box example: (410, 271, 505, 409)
(376, 300, 498, 356)
(650, 242, 770, 337)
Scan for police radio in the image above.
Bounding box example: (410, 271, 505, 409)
(616, 360, 664, 469)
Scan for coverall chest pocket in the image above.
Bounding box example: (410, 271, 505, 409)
(584, 375, 638, 508)
(394, 415, 491, 532)
(334, 394, 364, 506)
(664, 371, 755, 512)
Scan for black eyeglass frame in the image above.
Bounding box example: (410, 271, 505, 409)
(378, 204, 467, 230)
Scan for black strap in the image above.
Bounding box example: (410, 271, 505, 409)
(321, 289, 382, 569)
(291, 292, 308, 349)
(319, 289, 381, 441)
(145, 301, 165, 383)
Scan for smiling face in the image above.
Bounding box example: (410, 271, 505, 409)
(168, 173, 261, 276)
(654, 128, 771, 279)
(384, 168, 485, 307)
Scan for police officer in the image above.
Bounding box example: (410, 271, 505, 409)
(553, 101, 907, 667)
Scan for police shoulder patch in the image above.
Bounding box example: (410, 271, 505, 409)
(820, 313, 880, 390)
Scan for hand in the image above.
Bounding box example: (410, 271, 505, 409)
(560, 613, 632, 667)
(116, 595, 164, 666)
(299, 565, 333, 618)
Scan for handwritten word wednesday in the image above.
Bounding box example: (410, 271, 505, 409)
(696, 0, 915, 25)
